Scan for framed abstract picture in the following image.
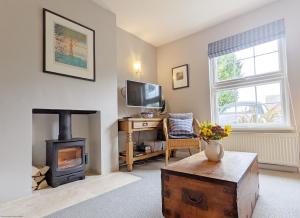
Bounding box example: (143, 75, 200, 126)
(43, 9, 95, 81)
(172, 64, 189, 89)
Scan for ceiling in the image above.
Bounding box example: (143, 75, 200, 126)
(93, 0, 278, 47)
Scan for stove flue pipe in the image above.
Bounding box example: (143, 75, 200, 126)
(58, 111, 72, 140)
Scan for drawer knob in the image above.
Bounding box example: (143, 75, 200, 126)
(142, 122, 148, 126)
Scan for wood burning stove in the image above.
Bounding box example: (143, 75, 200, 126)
(33, 109, 96, 188)
(46, 111, 88, 187)
(46, 138, 87, 187)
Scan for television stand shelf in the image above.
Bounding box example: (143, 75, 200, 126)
(118, 117, 164, 171)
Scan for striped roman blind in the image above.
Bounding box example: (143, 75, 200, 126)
(208, 19, 285, 58)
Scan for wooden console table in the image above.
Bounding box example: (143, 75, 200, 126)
(118, 117, 164, 171)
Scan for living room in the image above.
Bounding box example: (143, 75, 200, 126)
(1, 0, 300, 217)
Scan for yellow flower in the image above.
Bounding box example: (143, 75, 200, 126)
(202, 127, 212, 136)
(224, 125, 232, 135)
(201, 127, 207, 134)
(200, 121, 212, 129)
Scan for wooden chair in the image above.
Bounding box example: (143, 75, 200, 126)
(163, 118, 201, 166)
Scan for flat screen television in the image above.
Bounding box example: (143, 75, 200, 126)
(126, 80, 162, 108)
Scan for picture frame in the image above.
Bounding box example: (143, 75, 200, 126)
(43, 9, 95, 81)
(172, 64, 189, 89)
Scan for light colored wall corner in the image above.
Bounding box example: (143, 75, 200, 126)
(116, 28, 158, 152)
(116, 27, 157, 118)
(156, 0, 300, 131)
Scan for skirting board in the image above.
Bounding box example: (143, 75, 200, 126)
(258, 163, 299, 173)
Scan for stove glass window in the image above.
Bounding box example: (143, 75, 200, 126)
(57, 147, 82, 169)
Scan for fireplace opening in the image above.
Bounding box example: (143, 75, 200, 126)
(32, 109, 97, 188)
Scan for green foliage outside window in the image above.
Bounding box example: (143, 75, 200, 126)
(216, 54, 242, 108)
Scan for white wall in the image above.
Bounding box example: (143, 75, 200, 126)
(117, 28, 157, 118)
(116, 28, 158, 152)
(0, 0, 118, 202)
(157, 0, 300, 131)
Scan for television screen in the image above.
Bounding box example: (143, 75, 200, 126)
(126, 80, 162, 108)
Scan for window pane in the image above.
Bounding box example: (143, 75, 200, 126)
(235, 47, 254, 60)
(256, 83, 283, 124)
(217, 89, 237, 125)
(235, 87, 256, 124)
(240, 58, 255, 77)
(255, 40, 278, 56)
(216, 53, 244, 81)
(237, 86, 256, 102)
(223, 106, 235, 113)
(215, 40, 280, 82)
(218, 87, 256, 125)
(217, 83, 285, 126)
(217, 89, 237, 112)
(255, 52, 279, 74)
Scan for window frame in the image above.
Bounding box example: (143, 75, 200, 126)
(209, 38, 292, 131)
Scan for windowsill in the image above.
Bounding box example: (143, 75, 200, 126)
(232, 126, 297, 133)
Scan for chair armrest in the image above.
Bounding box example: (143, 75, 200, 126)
(163, 118, 169, 140)
(193, 118, 201, 136)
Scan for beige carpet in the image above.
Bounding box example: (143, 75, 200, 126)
(46, 153, 300, 218)
(253, 169, 300, 218)
(0, 172, 140, 218)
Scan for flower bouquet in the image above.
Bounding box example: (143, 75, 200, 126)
(199, 122, 232, 161)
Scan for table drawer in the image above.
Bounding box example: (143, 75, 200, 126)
(133, 121, 160, 129)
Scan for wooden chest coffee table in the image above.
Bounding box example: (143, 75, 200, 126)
(161, 151, 259, 218)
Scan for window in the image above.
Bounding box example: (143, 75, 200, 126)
(209, 20, 291, 129)
(215, 40, 280, 82)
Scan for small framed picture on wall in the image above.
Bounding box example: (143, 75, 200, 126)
(172, 64, 189, 89)
(43, 9, 95, 81)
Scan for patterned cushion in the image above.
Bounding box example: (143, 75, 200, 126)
(169, 118, 193, 136)
(169, 113, 193, 120)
